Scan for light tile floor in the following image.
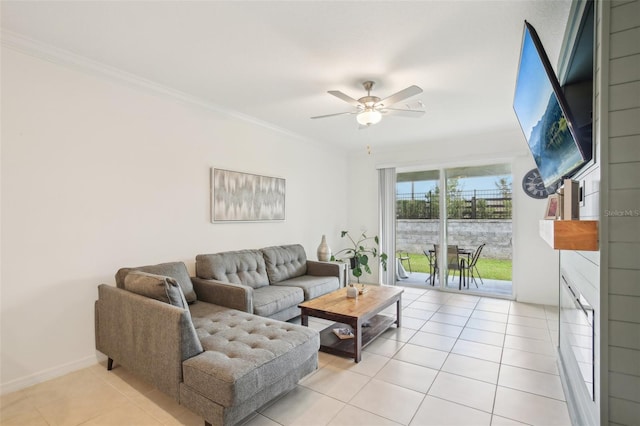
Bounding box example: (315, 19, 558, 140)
(1, 287, 571, 425)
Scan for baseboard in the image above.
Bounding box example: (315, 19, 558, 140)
(0, 353, 106, 395)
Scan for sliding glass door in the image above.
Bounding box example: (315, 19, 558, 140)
(395, 164, 513, 297)
(395, 170, 440, 286)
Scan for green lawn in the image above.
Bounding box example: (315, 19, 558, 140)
(400, 253, 512, 281)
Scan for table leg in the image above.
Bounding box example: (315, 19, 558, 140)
(396, 297, 402, 328)
(301, 311, 308, 327)
(462, 259, 469, 288)
(429, 259, 436, 286)
(354, 319, 362, 363)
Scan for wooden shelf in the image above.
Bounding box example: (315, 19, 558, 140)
(539, 220, 599, 251)
(318, 315, 396, 358)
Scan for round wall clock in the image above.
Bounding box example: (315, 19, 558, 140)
(522, 168, 548, 199)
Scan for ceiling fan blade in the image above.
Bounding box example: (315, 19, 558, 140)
(310, 111, 354, 119)
(381, 108, 426, 117)
(393, 100, 424, 110)
(328, 90, 362, 107)
(376, 85, 423, 108)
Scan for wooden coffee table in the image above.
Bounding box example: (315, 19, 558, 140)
(299, 285, 403, 362)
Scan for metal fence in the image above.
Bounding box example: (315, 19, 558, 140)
(397, 189, 512, 220)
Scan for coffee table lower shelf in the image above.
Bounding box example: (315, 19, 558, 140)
(318, 314, 396, 359)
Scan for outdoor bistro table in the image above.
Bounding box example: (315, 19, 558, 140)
(426, 246, 473, 288)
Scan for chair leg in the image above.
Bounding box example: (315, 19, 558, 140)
(474, 266, 484, 286)
(107, 358, 114, 371)
(427, 261, 437, 286)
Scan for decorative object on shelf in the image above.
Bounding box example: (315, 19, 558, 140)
(332, 327, 354, 339)
(211, 168, 285, 223)
(563, 178, 580, 220)
(316, 235, 331, 261)
(346, 284, 358, 299)
(331, 230, 388, 283)
(522, 168, 549, 199)
(544, 194, 560, 219)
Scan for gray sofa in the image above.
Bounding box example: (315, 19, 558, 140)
(95, 261, 320, 426)
(195, 244, 343, 321)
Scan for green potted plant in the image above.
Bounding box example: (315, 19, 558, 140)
(330, 230, 388, 283)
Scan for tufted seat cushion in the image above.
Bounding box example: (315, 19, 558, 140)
(261, 244, 307, 284)
(183, 302, 319, 408)
(196, 250, 269, 289)
(271, 274, 339, 300)
(252, 285, 304, 318)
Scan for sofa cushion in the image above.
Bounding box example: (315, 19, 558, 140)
(261, 244, 307, 284)
(116, 262, 197, 303)
(272, 275, 340, 300)
(195, 250, 269, 289)
(252, 286, 304, 318)
(185, 303, 319, 408)
(123, 271, 189, 309)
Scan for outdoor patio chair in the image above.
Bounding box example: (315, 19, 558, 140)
(463, 243, 486, 287)
(396, 250, 412, 273)
(445, 245, 465, 289)
(423, 245, 438, 286)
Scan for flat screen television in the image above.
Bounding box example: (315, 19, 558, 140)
(513, 21, 591, 192)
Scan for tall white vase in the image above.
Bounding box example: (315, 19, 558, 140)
(317, 235, 331, 261)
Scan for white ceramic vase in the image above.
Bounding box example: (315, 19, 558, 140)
(317, 235, 331, 261)
(346, 284, 358, 299)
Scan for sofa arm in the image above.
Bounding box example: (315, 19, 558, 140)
(191, 277, 253, 313)
(95, 284, 202, 400)
(307, 260, 347, 286)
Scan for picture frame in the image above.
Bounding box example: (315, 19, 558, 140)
(211, 168, 285, 222)
(544, 194, 560, 219)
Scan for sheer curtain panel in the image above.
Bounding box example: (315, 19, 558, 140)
(378, 168, 396, 285)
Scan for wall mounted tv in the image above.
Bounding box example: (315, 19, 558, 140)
(513, 21, 592, 192)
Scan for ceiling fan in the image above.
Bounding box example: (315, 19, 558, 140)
(311, 81, 425, 126)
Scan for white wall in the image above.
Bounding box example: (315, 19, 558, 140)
(346, 129, 559, 304)
(0, 47, 348, 393)
(511, 154, 560, 305)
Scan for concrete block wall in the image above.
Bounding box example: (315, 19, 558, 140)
(396, 219, 512, 259)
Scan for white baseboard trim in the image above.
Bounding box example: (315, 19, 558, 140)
(0, 354, 105, 395)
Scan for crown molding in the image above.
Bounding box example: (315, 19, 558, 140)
(1, 30, 313, 144)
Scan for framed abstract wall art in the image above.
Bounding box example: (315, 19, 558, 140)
(211, 168, 285, 222)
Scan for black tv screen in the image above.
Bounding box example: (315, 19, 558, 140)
(513, 21, 588, 191)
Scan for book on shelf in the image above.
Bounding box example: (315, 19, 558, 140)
(332, 327, 354, 339)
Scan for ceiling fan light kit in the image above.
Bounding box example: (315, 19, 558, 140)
(311, 80, 424, 127)
(357, 109, 382, 126)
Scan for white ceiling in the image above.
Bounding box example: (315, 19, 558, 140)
(1, 1, 573, 151)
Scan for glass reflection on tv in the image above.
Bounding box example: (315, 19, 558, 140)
(513, 24, 585, 189)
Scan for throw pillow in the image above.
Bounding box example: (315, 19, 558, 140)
(115, 262, 197, 303)
(124, 271, 189, 309)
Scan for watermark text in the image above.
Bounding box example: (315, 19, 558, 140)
(604, 209, 640, 217)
